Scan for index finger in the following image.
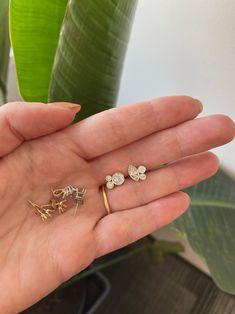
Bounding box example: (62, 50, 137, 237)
(65, 95, 202, 159)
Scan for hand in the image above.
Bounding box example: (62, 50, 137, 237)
(0, 96, 234, 313)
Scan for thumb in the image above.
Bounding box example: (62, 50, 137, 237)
(0, 101, 81, 157)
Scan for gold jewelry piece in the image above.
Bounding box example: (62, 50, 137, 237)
(102, 185, 112, 215)
(28, 185, 86, 221)
(52, 186, 86, 205)
(28, 199, 68, 221)
(128, 165, 147, 181)
(105, 172, 125, 190)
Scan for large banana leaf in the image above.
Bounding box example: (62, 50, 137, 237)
(0, 0, 10, 105)
(48, 0, 138, 121)
(10, 0, 138, 120)
(172, 170, 235, 294)
(10, 0, 68, 102)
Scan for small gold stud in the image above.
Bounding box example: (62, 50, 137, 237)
(128, 165, 147, 181)
(105, 172, 125, 189)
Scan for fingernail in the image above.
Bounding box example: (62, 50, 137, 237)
(194, 99, 203, 112)
(49, 102, 81, 113)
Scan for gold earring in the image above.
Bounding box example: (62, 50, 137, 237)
(105, 172, 125, 189)
(28, 185, 86, 221)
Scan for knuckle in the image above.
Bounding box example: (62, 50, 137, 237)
(169, 166, 182, 191)
(174, 126, 185, 158)
(107, 109, 127, 146)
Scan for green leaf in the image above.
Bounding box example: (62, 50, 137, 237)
(49, 0, 138, 121)
(172, 170, 235, 294)
(0, 89, 4, 105)
(0, 0, 10, 105)
(10, 0, 68, 102)
(147, 240, 184, 265)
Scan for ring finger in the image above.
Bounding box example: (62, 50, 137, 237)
(99, 151, 218, 212)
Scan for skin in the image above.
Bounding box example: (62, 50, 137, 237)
(0, 96, 234, 313)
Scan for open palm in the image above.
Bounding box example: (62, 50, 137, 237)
(0, 96, 234, 313)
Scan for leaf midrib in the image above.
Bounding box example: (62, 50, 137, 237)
(191, 200, 235, 209)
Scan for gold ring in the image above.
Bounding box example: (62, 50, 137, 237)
(102, 185, 112, 215)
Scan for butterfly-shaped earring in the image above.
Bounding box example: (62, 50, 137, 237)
(128, 165, 147, 181)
